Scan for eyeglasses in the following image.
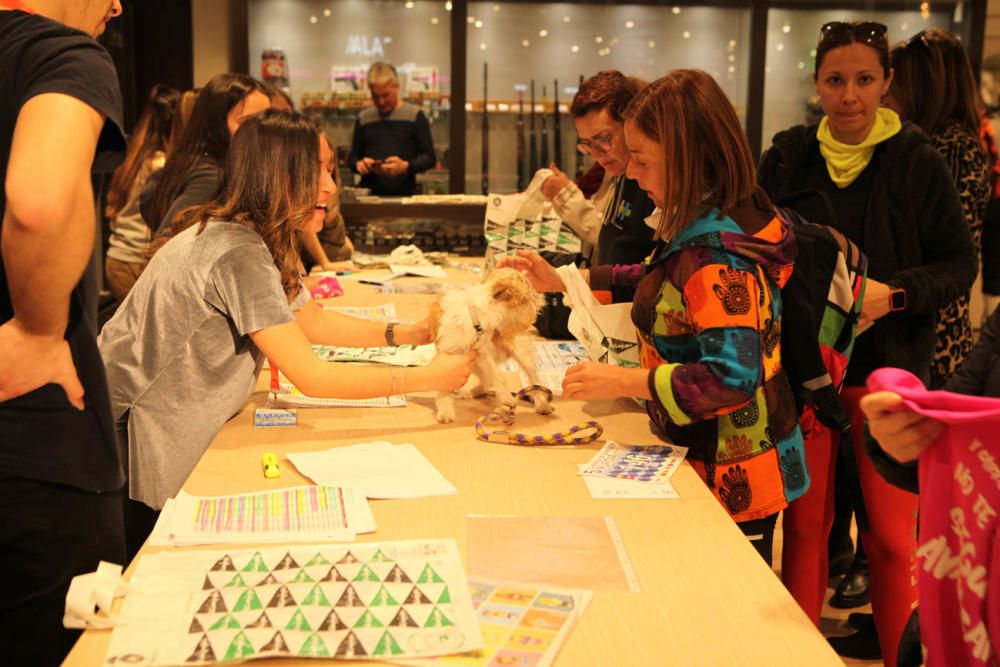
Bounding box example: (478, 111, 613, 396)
(577, 132, 613, 156)
(819, 21, 888, 47)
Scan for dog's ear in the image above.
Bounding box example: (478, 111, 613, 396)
(492, 285, 512, 302)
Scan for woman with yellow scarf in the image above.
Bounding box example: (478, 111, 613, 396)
(758, 21, 977, 664)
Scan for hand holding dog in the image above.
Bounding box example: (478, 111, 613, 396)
(562, 361, 652, 401)
(496, 250, 565, 293)
(426, 350, 477, 392)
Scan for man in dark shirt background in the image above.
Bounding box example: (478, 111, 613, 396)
(0, 2, 126, 664)
(349, 61, 435, 196)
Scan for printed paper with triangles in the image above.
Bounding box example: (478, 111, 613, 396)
(483, 189, 583, 272)
(103, 540, 483, 665)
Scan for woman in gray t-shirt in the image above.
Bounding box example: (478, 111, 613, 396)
(100, 110, 474, 553)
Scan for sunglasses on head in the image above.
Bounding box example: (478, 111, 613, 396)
(819, 21, 888, 46)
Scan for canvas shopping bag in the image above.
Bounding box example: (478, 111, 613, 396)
(483, 170, 583, 271)
(867, 368, 1000, 667)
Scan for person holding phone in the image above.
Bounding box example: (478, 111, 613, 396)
(349, 62, 435, 196)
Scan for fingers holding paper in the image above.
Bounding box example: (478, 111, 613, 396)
(495, 250, 565, 293)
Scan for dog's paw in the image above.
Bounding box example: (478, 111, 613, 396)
(435, 404, 456, 423)
(495, 404, 514, 420)
(533, 400, 554, 416)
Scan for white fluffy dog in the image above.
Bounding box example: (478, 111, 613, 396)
(429, 268, 553, 424)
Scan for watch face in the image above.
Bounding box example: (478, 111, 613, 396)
(890, 289, 906, 311)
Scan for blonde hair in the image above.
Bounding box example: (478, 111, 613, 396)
(367, 61, 399, 87)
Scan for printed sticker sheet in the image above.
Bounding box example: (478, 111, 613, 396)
(105, 540, 482, 665)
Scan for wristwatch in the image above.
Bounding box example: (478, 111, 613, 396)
(385, 322, 398, 346)
(888, 285, 907, 312)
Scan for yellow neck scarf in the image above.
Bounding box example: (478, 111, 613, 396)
(817, 107, 901, 188)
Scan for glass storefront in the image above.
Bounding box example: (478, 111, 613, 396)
(248, 0, 453, 192)
(246, 0, 981, 194)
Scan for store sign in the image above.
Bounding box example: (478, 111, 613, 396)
(345, 35, 391, 58)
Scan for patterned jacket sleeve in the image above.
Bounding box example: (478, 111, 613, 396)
(647, 264, 763, 425)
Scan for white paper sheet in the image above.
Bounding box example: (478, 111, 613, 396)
(581, 440, 688, 484)
(287, 441, 458, 499)
(148, 486, 376, 547)
(270, 385, 406, 409)
(104, 540, 484, 665)
(390, 264, 447, 279)
(313, 343, 435, 367)
(577, 464, 679, 499)
(326, 303, 399, 322)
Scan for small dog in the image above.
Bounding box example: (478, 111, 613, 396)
(429, 267, 553, 424)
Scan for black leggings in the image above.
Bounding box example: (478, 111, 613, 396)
(737, 512, 779, 566)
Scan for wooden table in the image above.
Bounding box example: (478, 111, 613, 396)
(66, 264, 842, 666)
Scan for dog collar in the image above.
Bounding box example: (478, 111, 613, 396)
(469, 307, 485, 341)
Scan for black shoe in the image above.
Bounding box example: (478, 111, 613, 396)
(829, 556, 870, 608)
(828, 549, 854, 578)
(828, 625, 881, 660)
(847, 612, 874, 632)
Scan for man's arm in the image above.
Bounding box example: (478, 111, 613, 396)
(0, 93, 104, 407)
(407, 111, 435, 174)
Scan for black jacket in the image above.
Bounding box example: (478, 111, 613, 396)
(759, 121, 978, 384)
(867, 305, 1000, 492)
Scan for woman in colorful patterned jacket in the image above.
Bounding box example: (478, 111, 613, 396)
(500, 70, 807, 565)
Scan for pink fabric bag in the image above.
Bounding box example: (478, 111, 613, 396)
(868, 368, 1000, 666)
(309, 276, 343, 299)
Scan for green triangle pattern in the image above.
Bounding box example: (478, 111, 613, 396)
(233, 588, 263, 612)
(438, 587, 451, 604)
(224, 573, 247, 588)
(369, 585, 398, 607)
(373, 631, 404, 657)
(299, 634, 331, 658)
(354, 609, 384, 629)
(368, 548, 391, 562)
(289, 569, 315, 584)
(209, 614, 241, 631)
(416, 563, 444, 584)
(285, 609, 312, 632)
(241, 552, 268, 573)
(353, 564, 380, 582)
(425, 606, 453, 628)
(223, 631, 255, 661)
(302, 584, 332, 607)
(304, 552, 331, 567)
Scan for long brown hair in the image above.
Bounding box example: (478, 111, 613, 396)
(890, 29, 980, 137)
(172, 109, 319, 300)
(105, 84, 179, 219)
(147, 73, 266, 232)
(623, 70, 756, 240)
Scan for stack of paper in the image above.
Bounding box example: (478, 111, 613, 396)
(578, 440, 687, 499)
(502, 341, 589, 396)
(149, 486, 376, 547)
(313, 343, 435, 367)
(288, 441, 458, 499)
(326, 303, 398, 322)
(407, 580, 592, 667)
(270, 383, 406, 409)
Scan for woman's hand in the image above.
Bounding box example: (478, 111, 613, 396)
(541, 164, 571, 199)
(859, 279, 892, 332)
(860, 391, 942, 463)
(321, 260, 354, 273)
(495, 250, 566, 292)
(562, 361, 651, 401)
(397, 317, 434, 346)
(423, 351, 477, 392)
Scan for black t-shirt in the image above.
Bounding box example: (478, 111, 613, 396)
(0, 10, 126, 491)
(598, 176, 657, 303)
